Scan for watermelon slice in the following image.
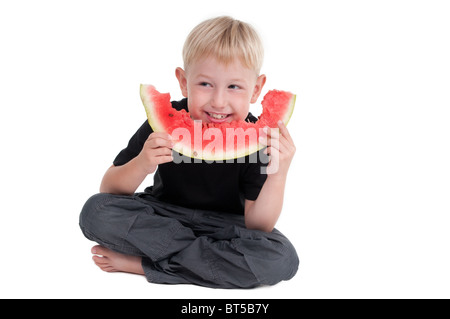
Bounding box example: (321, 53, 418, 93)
(140, 84, 296, 161)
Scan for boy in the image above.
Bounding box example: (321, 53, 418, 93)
(80, 16, 299, 289)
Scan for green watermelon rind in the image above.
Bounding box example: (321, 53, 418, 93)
(140, 84, 165, 134)
(140, 84, 296, 161)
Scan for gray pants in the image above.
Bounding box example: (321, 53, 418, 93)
(79, 193, 299, 289)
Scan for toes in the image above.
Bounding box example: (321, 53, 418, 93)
(92, 255, 108, 265)
(91, 245, 117, 273)
(92, 255, 117, 272)
(91, 245, 111, 256)
(91, 245, 101, 255)
(102, 266, 116, 273)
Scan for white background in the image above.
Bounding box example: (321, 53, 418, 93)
(1, 0, 449, 299)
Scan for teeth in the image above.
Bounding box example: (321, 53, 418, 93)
(208, 112, 228, 119)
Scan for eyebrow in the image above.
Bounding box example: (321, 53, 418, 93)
(196, 74, 245, 82)
(229, 78, 246, 83)
(196, 74, 213, 80)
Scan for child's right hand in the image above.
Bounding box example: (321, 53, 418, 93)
(137, 132, 174, 174)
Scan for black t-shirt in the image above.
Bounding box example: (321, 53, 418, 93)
(113, 99, 268, 215)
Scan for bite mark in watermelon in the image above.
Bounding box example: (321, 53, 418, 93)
(140, 84, 296, 161)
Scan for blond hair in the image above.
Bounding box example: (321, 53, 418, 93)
(182, 16, 264, 74)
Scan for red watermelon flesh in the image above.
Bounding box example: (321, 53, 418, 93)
(140, 84, 296, 161)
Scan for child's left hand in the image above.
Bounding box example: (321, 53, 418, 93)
(259, 121, 296, 176)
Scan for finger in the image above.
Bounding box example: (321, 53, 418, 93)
(152, 147, 173, 157)
(260, 132, 281, 150)
(260, 135, 276, 148)
(277, 121, 294, 145)
(264, 146, 279, 156)
(278, 134, 293, 152)
(262, 126, 280, 139)
(274, 139, 289, 155)
(146, 136, 174, 149)
(264, 146, 280, 171)
(259, 134, 268, 146)
(155, 155, 174, 165)
(147, 132, 172, 142)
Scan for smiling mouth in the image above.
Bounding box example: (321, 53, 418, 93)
(206, 112, 230, 120)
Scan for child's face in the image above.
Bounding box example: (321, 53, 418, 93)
(176, 57, 266, 123)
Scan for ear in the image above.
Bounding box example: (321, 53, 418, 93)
(175, 67, 188, 98)
(250, 74, 267, 103)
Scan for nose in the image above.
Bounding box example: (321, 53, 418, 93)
(211, 89, 226, 110)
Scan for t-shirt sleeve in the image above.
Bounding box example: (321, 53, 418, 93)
(240, 156, 269, 201)
(113, 120, 153, 166)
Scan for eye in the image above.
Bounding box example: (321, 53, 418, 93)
(228, 84, 240, 90)
(200, 82, 211, 87)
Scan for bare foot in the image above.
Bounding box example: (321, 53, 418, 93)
(91, 245, 145, 276)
